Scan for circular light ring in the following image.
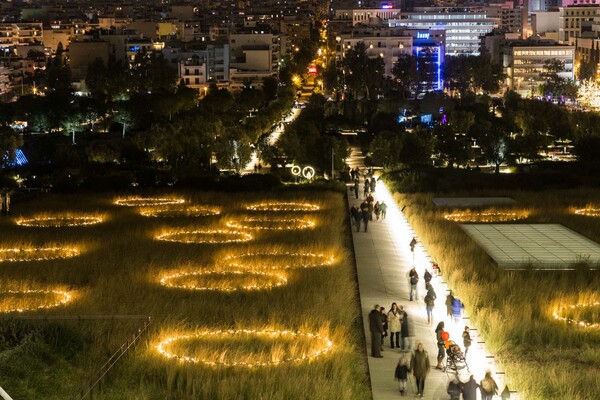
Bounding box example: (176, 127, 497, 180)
(226, 217, 315, 231)
(139, 206, 221, 218)
(0, 290, 72, 313)
(553, 302, 600, 329)
(574, 208, 600, 218)
(156, 329, 334, 367)
(15, 215, 104, 227)
(223, 251, 335, 270)
(443, 211, 529, 223)
(0, 247, 80, 263)
(159, 270, 287, 292)
(114, 197, 185, 207)
(245, 202, 321, 212)
(155, 229, 253, 244)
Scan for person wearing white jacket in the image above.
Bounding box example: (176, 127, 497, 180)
(388, 302, 402, 349)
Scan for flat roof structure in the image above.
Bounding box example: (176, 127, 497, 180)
(461, 224, 600, 270)
(432, 197, 517, 208)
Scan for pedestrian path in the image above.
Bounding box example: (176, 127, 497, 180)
(346, 145, 511, 400)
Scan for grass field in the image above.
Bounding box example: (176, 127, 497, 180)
(0, 189, 371, 400)
(393, 188, 600, 400)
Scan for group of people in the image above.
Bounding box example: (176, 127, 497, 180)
(378, 303, 412, 351)
(350, 197, 387, 233)
(447, 373, 508, 400)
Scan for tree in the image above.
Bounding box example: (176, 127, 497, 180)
(342, 42, 386, 100)
(540, 59, 578, 99)
(113, 106, 136, 139)
(0, 126, 24, 168)
(476, 121, 510, 174)
(434, 124, 472, 168)
(393, 54, 419, 97)
(214, 127, 252, 173)
(262, 77, 278, 103)
(60, 112, 84, 145)
(443, 53, 504, 97)
(369, 130, 404, 168)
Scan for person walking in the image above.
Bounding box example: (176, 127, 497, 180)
(480, 371, 499, 400)
(445, 291, 455, 320)
(400, 306, 410, 350)
(434, 321, 446, 369)
(462, 375, 480, 400)
(380, 201, 387, 220)
(360, 200, 370, 232)
(351, 206, 361, 232)
(410, 342, 430, 398)
(370, 176, 376, 193)
(423, 269, 432, 284)
(409, 267, 419, 301)
(354, 181, 359, 199)
(424, 285, 436, 325)
(388, 303, 402, 349)
(364, 179, 370, 198)
(409, 237, 417, 255)
(374, 201, 381, 221)
(394, 354, 411, 396)
(447, 377, 462, 400)
(462, 326, 472, 358)
(380, 306, 388, 351)
(369, 304, 383, 358)
(452, 297, 464, 324)
(367, 197, 374, 221)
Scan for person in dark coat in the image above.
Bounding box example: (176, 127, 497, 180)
(410, 342, 430, 397)
(461, 375, 480, 400)
(445, 291, 455, 319)
(380, 306, 388, 351)
(394, 355, 410, 395)
(369, 304, 383, 357)
(350, 206, 361, 232)
(462, 326, 472, 357)
(400, 306, 410, 350)
(447, 378, 462, 400)
(434, 321, 446, 369)
(360, 200, 370, 232)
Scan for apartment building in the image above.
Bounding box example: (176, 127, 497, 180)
(559, 5, 600, 42)
(0, 23, 43, 48)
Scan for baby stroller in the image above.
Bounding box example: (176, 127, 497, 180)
(445, 340, 469, 374)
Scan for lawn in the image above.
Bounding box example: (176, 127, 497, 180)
(393, 188, 600, 400)
(0, 189, 371, 400)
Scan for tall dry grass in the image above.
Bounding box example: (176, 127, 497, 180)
(0, 190, 370, 399)
(393, 188, 600, 400)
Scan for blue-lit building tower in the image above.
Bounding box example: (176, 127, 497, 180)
(410, 30, 444, 92)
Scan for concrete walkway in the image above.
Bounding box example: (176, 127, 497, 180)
(346, 145, 510, 400)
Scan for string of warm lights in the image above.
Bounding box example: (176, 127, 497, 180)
(0, 289, 73, 313)
(159, 270, 288, 292)
(114, 197, 186, 207)
(155, 229, 253, 244)
(139, 206, 221, 218)
(245, 202, 321, 212)
(0, 247, 80, 262)
(225, 217, 315, 230)
(443, 211, 529, 223)
(574, 208, 600, 218)
(155, 329, 334, 367)
(553, 302, 600, 329)
(222, 251, 335, 270)
(15, 215, 104, 227)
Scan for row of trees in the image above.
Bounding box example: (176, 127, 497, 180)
(369, 91, 600, 173)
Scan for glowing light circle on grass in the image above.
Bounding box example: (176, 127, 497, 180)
(443, 211, 529, 223)
(155, 229, 253, 244)
(0, 290, 73, 313)
(156, 329, 334, 367)
(226, 217, 315, 231)
(0, 247, 80, 263)
(574, 208, 600, 218)
(291, 165, 302, 176)
(223, 251, 335, 270)
(114, 197, 185, 207)
(15, 215, 103, 227)
(553, 302, 600, 329)
(139, 206, 221, 218)
(159, 270, 287, 292)
(245, 202, 321, 212)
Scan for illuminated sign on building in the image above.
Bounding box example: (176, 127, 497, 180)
(308, 65, 317, 74)
(381, 3, 393, 9)
(416, 32, 429, 39)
